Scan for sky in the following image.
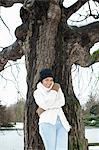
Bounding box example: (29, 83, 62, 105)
(0, 1, 99, 106)
(0, 4, 27, 106)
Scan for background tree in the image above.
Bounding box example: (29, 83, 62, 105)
(6, 98, 25, 122)
(0, 0, 99, 150)
(84, 93, 97, 114)
(0, 99, 25, 126)
(14, 98, 25, 122)
(85, 93, 99, 116)
(90, 104, 99, 115)
(82, 93, 99, 126)
(0, 101, 11, 126)
(0, 102, 6, 126)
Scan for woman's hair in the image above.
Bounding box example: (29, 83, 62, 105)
(37, 68, 55, 83)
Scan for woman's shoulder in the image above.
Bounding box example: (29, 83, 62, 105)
(33, 88, 40, 96)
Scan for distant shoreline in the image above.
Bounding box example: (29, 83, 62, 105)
(0, 122, 23, 130)
(0, 125, 98, 131)
(0, 128, 23, 130)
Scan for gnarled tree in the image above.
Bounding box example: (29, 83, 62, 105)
(0, 0, 99, 149)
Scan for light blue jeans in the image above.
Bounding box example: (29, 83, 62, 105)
(39, 116, 68, 150)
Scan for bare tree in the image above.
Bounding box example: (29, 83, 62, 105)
(0, 0, 99, 150)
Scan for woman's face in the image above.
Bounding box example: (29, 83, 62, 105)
(42, 77, 54, 88)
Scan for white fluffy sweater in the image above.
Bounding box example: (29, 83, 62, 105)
(33, 82, 71, 132)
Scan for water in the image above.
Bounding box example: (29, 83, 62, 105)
(0, 130, 24, 150)
(85, 127, 99, 150)
(85, 127, 99, 143)
(89, 147, 99, 150)
(0, 126, 99, 150)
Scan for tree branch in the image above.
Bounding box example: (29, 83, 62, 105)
(0, 0, 24, 7)
(66, 21, 99, 67)
(0, 40, 24, 71)
(80, 21, 99, 45)
(93, 0, 99, 3)
(79, 21, 99, 65)
(79, 29, 99, 65)
(63, 0, 88, 20)
(62, 0, 99, 20)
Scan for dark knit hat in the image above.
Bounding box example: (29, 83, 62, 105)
(39, 68, 54, 82)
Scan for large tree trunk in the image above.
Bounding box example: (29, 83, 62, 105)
(23, 1, 88, 150)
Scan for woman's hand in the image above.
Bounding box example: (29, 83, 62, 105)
(36, 107, 45, 116)
(51, 83, 60, 92)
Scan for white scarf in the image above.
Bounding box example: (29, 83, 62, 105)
(37, 82, 54, 92)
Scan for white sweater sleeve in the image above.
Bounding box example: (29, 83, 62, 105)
(34, 90, 48, 110)
(50, 88, 65, 108)
(34, 89, 58, 110)
(34, 87, 65, 110)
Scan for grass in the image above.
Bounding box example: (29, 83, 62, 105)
(88, 143, 99, 146)
(83, 115, 99, 127)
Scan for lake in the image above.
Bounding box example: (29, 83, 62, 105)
(0, 124, 99, 150)
(85, 127, 99, 150)
(0, 130, 23, 150)
(0, 123, 24, 150)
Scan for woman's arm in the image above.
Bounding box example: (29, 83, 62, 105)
(34, 85, 65, 110)
(49, 87, 65, 108)
(34, 90, 48, 110)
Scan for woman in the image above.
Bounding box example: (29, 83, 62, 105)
(33, 68, 71, 150)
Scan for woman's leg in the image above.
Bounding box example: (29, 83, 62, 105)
(39, 123, 56, 150)
(56, 118, 68, 150)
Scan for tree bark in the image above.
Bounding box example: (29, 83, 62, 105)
(0, 0, 23, 7)
(0, 40, 24, 71)
(23, 1, 88, 150)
